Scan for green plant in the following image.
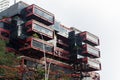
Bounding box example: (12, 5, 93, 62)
(0, 40, 19, 79)
(32, 33, 39, 38)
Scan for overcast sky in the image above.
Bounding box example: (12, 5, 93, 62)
(13, 0, 120, 80)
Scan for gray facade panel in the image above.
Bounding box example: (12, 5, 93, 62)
(0, 1, 28, 19)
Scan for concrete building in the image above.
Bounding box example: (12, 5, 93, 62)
(0, 1, 101, 80)
(0, 0, 40, 12)
(0, 0, 10, 12)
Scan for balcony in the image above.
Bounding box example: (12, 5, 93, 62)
(0, 28, 10, 40)
(25, 5, 54, 25)
(56, 34, 69, 48)
(81, 44, 100, 58)
(54, 47, 69, 60)
(57, 24, 70, 38)
(41, 57, 72, 69)
(19, 56, 44, 69)
(19, 37, 53, 57)
(57, 39, 69, 48)
(80, 57, 101, 71)
(25, 20, 53, 40)
(79, 31, 99, 46)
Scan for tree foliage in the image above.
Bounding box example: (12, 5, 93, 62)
(0, 40, 19, 79)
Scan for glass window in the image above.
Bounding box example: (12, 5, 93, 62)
(34, 7, 43, 16)
(32, 39, 43, 50)
(52, 21, 60, 31)
(88, 60, 100, 69)
(87, 45, 99, 56)
(34, 8, 54, 22)
(86, 33, 98, 44)
(44, 13, 53, 22)
(45, 44, 53, 52)
(59, 26, 68, 37)
(32, 39, 53, 52)
(0, 23, 4, 28)
(33, 23, 53, 37)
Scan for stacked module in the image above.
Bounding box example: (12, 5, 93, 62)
(0, 1, 101, 80)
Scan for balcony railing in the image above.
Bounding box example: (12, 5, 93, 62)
(80, 31, 99, 46)
(26, 5, 54, 25)
(19, 37, 53, 55)
(0, 28, 10, 40)
(81, 44, 100, 58)
(25, 20, 53, 40)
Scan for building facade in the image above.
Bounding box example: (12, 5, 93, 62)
(0, 0, 41, 12)
(0, 1, 101, 80)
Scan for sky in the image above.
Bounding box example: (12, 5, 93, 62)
(6, 0, 120, 80)
(36, 1, 120, 80)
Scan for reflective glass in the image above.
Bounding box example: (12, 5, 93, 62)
(45, 44, 53, 52)
(59, 26, 68, 37)
(32, 39, 53, 52)
(0, 23, 4, 28)
(86, 33, 98, 44)
(33, 23, 53, 37)
(52, 21, 60, 31)
(34, 8, 54, 22)
(87, 45, 99, 56)
(88, 59, 100, 69)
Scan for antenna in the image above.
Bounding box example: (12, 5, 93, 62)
(14, 0, 16, 4)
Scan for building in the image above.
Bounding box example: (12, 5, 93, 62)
(0, 0, 41, 12)
(0, 1, 101, 80)
(0, 0, 10, 12)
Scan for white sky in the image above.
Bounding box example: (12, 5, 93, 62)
(37, 1, 120, 80)
(9, 0, 120, 80)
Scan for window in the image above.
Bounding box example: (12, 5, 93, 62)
(52, 21, 60, 31)
(32, 39, 43, 49)
(58, 26, 68, 37)
(45, 44, 53, 52)
(86, 33, 98, 44)
(34, 8, 54, 22)
(87, 44, 99, 56)
(88, 59, 100, 69)
(33, 23, 53, 37)
(32, 39, 53, 52)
